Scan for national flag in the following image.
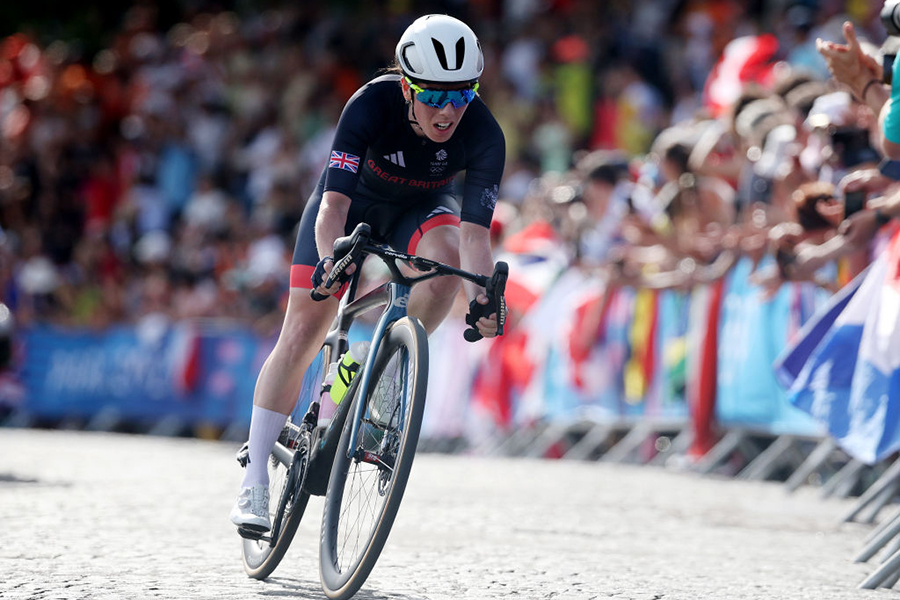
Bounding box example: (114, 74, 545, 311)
(703, 34, 779, 117)
(774, 270, 866, 389)
(624, 288, 658, 405)
(329, 150, 360, 173)
(779, 230, 900, 464)
(470, 220, 569, 430)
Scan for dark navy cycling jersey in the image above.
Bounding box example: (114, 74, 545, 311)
(324, 74, 505, 228)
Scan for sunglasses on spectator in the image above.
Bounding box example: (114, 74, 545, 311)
(405, 77, 479, 109)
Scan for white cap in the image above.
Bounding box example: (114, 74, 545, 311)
(755, 124, 797, 179)
(804, 91, 852, 130)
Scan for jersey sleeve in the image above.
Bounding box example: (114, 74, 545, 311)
(324, 82, 387, 196)
(460, 104, 506, 228)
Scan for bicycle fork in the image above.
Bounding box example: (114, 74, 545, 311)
(346, 281, 411, 461)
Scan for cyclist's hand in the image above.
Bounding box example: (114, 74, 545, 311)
(464, 261, 508, 342)
(311, 256, 356, 298)
(465, 293, 500, 339)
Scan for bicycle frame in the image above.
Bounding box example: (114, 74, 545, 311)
(342, 279, 410, 459)
(266, 259, 409, 472)
(324, 242, 489, 460)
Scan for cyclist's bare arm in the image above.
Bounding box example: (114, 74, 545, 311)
(314, 191, 355, 296)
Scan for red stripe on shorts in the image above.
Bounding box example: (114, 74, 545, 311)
(407, 214, 461, 255)
(290, 264, 316, 289)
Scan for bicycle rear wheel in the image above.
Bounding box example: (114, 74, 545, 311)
(319, 317, 428, 600)
(241, 430, 311, 579)
(241, 347, 328, 579)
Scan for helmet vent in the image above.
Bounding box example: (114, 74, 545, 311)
(398, 42, 421, 75)
(430, 37, 465, 71)
(454, 37, 465, 69)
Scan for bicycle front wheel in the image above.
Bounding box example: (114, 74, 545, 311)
(319, 316, 428, 600)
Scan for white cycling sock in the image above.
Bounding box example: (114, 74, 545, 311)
(241, 405, 288, 488)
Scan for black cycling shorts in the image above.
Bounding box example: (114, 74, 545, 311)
(290, 171, 461, 289)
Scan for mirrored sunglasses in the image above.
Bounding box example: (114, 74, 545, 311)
(406, 78, 479, 109)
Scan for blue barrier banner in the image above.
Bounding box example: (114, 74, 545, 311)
(192, 326, 264, 427)
(716, 257, 823, 435)
(21, 322, 263, 426)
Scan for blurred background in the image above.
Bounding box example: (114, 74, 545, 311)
(0, 0, 892, 474)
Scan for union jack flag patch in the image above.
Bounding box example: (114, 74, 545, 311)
(329, 151, 360, 173)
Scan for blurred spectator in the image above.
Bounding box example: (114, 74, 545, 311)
(182, 172, 230, 235)
(573, 151, 632, 266)
(1, 0, 893, 336)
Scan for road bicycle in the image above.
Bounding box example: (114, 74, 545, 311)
(235, 222, 507, 599)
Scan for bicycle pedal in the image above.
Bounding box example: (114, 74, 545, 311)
(235, 442, 250, 468)
(237, 525, 268, 541)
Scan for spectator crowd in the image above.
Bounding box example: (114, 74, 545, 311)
(0, 0, 895, 340)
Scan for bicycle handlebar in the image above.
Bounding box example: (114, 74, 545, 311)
(310, 222, 508, 341)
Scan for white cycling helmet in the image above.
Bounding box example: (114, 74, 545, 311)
(395, 14, 483, 85)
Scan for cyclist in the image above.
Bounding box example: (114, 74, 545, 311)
(230, 14, 506, 533)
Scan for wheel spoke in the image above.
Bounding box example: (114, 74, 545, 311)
(332, 346, 409, 573)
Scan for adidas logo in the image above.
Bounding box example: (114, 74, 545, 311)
(383, 151, 405, 167)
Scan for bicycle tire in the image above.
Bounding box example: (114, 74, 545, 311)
(319, 316, 428, 600)
(241, 346, 328, 579)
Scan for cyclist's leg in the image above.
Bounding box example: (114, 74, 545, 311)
(239, 176, 339, 492)
(391, 195, 462, 334)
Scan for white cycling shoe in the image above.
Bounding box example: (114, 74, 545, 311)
(229, 485, 271, 533)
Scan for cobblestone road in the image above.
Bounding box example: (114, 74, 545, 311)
(0, 429, 881, 599)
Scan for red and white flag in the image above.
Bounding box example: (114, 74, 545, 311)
(703, 34, 779, 117)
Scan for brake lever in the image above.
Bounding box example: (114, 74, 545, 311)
(488, 262, 508, 337)
(309, 223, 371, 301)
(463, 261, 509, 342)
